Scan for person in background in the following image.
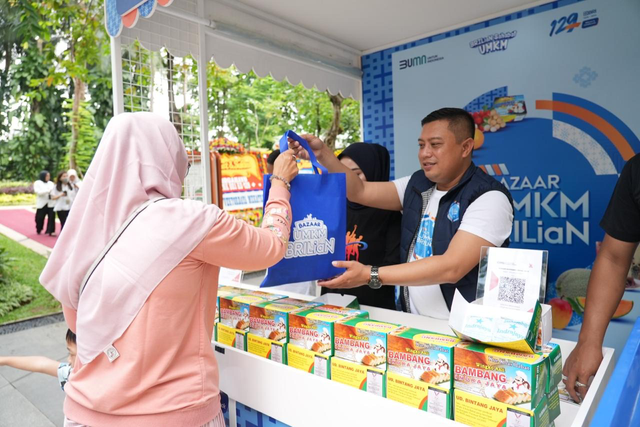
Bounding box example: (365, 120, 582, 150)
(40, 113, 298, 427)
(0, 329, 77, 391)
(34, 170, 56, 235)
(563, 153, 640, 403)
(266, 149, 280, 174)
(67, 169, 82, 204)
(289, 108, 514, 319)
(322, 143, 401, 310)
(50, 171, 74, 231)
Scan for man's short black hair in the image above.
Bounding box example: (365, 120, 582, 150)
(66, 329, 76, 345)
(266, 149, 280, 165)
(421, 108, 475, 143)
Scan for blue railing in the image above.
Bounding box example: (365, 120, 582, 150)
(591, 316, 640, 426)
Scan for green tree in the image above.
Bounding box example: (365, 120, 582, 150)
(0, 0, 112, 180)
(44, 0, 110, 174)
(0, 1, 67, 180)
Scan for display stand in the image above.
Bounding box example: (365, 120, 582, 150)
(215, 284, 614, 427)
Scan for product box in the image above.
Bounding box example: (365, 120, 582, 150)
(546, 385, 561, 423)
(449, 290, 542, 353)
(387, 372, 452, 419)
(249, 298, 322, 343)
(216, 322, 248, 351)
(219, 292, 287, 330)
(541, 343, 562, 393)
(216, 286, 246, 322)
(289, 305, 368, 356)
(454, 342, 548, 410)
(455, 389, 552, 427)
(385, 327, 459, 418)
(387, 327, 459, 387)
(334, 318, 400, 368)
(287, 343, 331, 379)
(247, 333, 287, 364)
(331, 356, 386, 397)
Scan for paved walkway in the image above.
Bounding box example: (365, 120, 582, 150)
(0, 205, 64, 426)
(0, 321, 67, 427)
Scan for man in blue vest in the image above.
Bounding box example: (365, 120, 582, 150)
(289, 107, 514, 318)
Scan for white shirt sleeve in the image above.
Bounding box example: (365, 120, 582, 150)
(33, 180, 50, 196)
(458, 191, 514, 246)
(392, 176, 411, 208)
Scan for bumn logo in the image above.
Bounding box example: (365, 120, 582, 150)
(399, 54, 444, 70)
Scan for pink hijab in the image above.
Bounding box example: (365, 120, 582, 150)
(40, 113, 220, 364)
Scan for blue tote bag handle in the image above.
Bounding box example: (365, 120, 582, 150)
(279, 130, 328, 175)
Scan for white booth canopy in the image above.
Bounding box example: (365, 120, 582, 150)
(113, 0, 549, 100)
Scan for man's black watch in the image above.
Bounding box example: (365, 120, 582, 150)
(367, 266, 382, 289)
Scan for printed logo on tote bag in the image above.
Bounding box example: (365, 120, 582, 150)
(285, 214, 336, 259)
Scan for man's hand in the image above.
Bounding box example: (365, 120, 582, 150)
(562, 340, 602, 402)
(560, 234, 636, 403)
(319, 261, 370, 289)
(288, 134, 329, 163)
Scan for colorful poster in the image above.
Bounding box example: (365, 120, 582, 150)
(390, 0, 640, 352)
(220, 153, 264, 193)
(220, 153, 265, 212)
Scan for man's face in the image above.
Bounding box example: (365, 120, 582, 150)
(418, 120, 471, 188)
(266, 163, 274, 175)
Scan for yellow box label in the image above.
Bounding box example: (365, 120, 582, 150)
(332, 357, 368, 390)
(287, 344, 330, 378)
(216, 323, 246, 350)
(387, 371, 430, 410)
(387, 372, 450, 418)
(455, 390, 537, 427)
(331, 357, 385, 397)
(248, 334, 272, 358)
(217, 323, 237, 346)
(288, 344, 315, 373)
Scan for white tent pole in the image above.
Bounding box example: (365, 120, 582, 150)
(197, 2, 212, 205)
(110, 36, 124, 115)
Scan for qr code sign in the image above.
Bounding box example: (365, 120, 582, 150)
(497, 276, 526, 305)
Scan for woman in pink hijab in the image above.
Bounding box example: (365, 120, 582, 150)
(40, 113, 298, 427)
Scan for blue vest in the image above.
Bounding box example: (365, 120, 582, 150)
(399, 163, 513, 312)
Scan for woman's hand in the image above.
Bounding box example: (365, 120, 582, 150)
(272, 149, 299, 184)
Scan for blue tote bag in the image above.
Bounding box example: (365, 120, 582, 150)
(260, 131, 346, 287)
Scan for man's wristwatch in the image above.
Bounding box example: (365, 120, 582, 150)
(367, 266, 382, 289)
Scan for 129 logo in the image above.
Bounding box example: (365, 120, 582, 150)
(549, 12, 580, 37)
(549, 10, 599, 37)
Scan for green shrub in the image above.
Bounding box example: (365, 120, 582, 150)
(0, 193, 36, 206)
(0, 247, 34, 317)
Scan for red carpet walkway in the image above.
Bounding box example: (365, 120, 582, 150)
(0, 208, 59, 248)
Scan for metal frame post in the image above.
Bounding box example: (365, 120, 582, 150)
(110, 36, 124, 115)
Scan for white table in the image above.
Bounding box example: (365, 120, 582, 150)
(214, 284, 614, 427)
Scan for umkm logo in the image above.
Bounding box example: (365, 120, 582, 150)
(470, 31, 517, 55)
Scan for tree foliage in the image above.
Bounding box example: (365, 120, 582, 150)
(207, 65, 361, 150)
(0, 0, 111, 181)
(1, 2, 361, 180)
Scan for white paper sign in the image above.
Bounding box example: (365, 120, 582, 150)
(480, 247, 547, 311)
(219, 267, 243, 285)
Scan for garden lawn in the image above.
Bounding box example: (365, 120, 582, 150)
(0, 234, 60, 324)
